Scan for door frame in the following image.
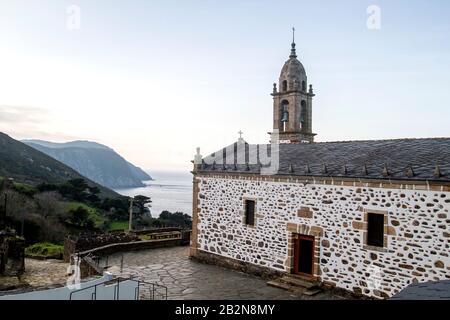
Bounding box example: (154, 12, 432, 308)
(293, 234, 315, 277)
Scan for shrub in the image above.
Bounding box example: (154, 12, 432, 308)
(25, 242, 64, 259)
(13, 182, 38, 197)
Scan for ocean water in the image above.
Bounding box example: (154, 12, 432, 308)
(114, 170, 193, 217)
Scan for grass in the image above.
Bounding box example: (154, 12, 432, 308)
(25, 242, 64, 259)
(0, 177, 38, 196)
(67, 202, 105, 229)
(108, 220, 129, 231)
(13, 182, 38, 196)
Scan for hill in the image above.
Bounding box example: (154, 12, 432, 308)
(23, 139, 152, 189)
(0, 132, 118, 198)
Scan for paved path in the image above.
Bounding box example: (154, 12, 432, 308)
(1, 259, 69, 291)
(22, 258, 69, 288)
(103, 246, 344, 300)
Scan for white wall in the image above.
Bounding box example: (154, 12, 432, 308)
(0, 274, 139, 300)
(195, 175, 450, 298)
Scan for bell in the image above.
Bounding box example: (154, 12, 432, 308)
(281, 111, 289, 122)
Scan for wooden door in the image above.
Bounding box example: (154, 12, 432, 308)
(294, 235, 314, 276)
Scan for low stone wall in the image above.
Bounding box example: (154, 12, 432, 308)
(64, 232, 139, 262)
(133, 227, 182, 235)
(78, 238, 183, 258)
(64, 229, 191, 263)
(65, 229, 192, 279)
(79, 256, 104, 279)
(0, 233, 25, 276)
(133, 228, 191, 246)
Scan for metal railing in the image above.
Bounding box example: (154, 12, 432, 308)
(68, 276, 168, 300)
(94, 253, 124, 273)
(132, 277, 168, 300)
(69, 277, 125, 300)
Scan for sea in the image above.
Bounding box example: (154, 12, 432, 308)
(114, 170, 193, 218)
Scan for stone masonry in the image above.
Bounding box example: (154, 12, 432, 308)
(190, 174, 450, 299)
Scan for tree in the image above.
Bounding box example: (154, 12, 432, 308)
(36, 183, 59, 193)
(67, 206, 95, 229)
(59, 179, 91, 202)
(0, 189, 36, 232)
(33, 191, 66, 240)
(133, 195, 152, 219)
(34, 191, 63, 219)
(86, 186, 100, 204)
(101, 197, 129, 221)
(157, 211, 192, 229)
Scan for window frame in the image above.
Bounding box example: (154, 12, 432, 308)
(366, 212, 385, 247)
(362, 209, 389, 252)
(243, 198, 257, 227)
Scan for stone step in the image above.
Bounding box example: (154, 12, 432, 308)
(303, 288, 322, 296)
(267, 279, 313, 296)
(279, 275, 319, 289)
(267, 280, 292, 291)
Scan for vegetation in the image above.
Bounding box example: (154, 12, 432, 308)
(156, 211, 192, 229)
(0, 134, 193, 252)
(107, 211, 192, 232)
(37, 179, 101, 204)
(108, 220, 129, 231)
(66, 202, 105, 229)
(132, 195, 152, 218)
(13, 182, 38, 197)
(0, 132, 118, 198)
(100, 197, 130, 221)
(0, 177, 129, 245)
(25, 242, 64, 259)
(137, 211, 192, 229)
(1, 172, 190, 249)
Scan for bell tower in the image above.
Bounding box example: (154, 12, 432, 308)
(271, 28, 316, 143)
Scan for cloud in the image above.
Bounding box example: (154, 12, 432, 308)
(0, 105, 78, 141)
(0, 105, 48, 123)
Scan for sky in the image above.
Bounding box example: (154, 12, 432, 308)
(0, 0, 449, 172)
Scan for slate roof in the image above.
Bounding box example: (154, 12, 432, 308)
(391, 280, 450, 300)
(198, 138, 450, 182)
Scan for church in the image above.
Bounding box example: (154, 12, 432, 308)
(189, 36, 450, 299)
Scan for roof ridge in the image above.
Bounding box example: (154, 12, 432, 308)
(314, 137, 450, 144)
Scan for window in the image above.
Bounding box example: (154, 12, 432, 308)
(280, 100, 289, 132)
(302, 81, 306, 91)
(282, 80, 288, 92)
(367, 213, 384, 247)
(244, 200, 256, 226)
(300, 100, 307, 129)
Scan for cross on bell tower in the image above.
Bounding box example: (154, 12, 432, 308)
(270, 29, 316, 144)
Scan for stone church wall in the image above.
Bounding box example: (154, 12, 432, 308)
(192, 174, 450, 298)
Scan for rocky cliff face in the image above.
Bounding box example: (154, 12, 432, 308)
(0, 133, 118, 198)
(23, 140, 152, 189)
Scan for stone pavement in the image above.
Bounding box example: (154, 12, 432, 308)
(103, 246, 346, 300)
(0, 258, 69, 291)
(21, 258, 69, 288)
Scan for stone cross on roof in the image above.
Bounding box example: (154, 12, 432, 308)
(238, 130, 244, 143)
